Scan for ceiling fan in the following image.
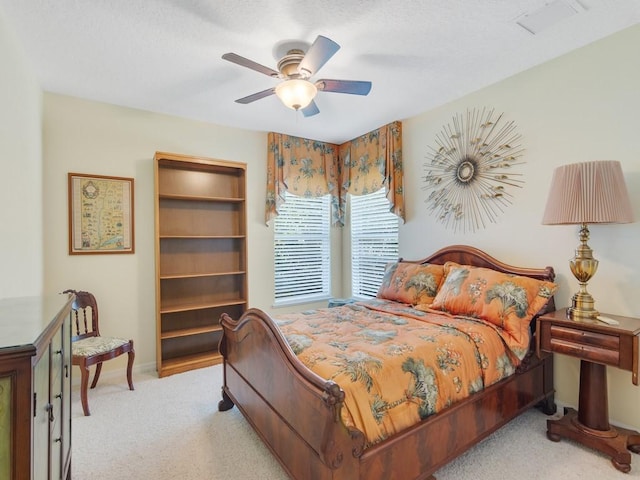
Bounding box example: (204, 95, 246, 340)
(222, 35, 372, 117)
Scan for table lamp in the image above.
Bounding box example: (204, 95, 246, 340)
(542, 160, 634, 320)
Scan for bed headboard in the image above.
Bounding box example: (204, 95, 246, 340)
(420, 244, 555, 281)
(416, 244, 556, 316)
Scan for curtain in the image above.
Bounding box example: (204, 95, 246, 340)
(266, 121, 404, 225)
(340, 121, 404, 222)
(266, 133, 341, 224)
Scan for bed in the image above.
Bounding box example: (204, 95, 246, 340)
(218, 245, 557, 480)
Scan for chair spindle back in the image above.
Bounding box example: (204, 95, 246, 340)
(63, 289, 100, 341)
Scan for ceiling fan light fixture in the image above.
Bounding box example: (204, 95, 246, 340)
(275, 79, 317, 110)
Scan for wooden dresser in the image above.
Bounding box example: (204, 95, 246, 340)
(0, 294, 74, 480)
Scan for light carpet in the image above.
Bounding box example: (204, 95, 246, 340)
(71, 365, 638, 479)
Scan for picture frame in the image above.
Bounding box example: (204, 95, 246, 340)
(68, 173, 135, 254)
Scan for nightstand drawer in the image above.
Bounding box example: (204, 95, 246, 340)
(549, 325, 619, 349)
(539, 323, 622, 367)
(548, 337, 619, 365)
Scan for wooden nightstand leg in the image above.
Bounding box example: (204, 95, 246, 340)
(615, 427, 640, 454)
(547, 409, 634, 473)
(546, 361, 640, 473)
(578, 362, 609, 430)
(629, 432, 640, 454)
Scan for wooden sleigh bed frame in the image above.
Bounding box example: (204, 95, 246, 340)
(218, 245, 557, 480)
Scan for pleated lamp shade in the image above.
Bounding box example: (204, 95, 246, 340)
(542, 160, 634, 225)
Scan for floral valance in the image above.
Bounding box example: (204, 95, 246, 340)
(339, 121, 404, 221)
(266, 121, 404, 226)
(266, 134, 341, 224)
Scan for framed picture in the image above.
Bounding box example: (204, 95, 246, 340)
(68, 173, 135, 254)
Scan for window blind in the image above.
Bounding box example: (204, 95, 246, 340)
(350, 188, 399, 298)
(274, 193, 331, 305)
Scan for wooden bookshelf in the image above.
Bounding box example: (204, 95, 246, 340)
(154, 152, 247, 377)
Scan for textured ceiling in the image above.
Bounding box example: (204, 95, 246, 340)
(1, 0, 639, 144)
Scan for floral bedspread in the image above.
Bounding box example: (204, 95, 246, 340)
(275, 299, 525, 447)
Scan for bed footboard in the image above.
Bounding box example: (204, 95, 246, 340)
(219, 308, 365, 480)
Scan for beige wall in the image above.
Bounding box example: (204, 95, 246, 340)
(401, 24, 640, 429)
(0, 7, 43, 296)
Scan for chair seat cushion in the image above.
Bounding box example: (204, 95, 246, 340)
(73, 336, 130, 357)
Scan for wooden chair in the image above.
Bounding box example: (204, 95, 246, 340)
(64, 289, 135, 416)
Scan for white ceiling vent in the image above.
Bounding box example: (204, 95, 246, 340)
(516, 0, 587, 35)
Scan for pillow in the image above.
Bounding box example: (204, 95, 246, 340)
(431, 262, 557, 341)
(376, 261, 445, 306)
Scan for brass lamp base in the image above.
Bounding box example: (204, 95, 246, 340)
(567, 224, 599, 322)
(567, 289, 599, 321)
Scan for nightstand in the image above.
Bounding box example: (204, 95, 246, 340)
(536, 308, 640, 473)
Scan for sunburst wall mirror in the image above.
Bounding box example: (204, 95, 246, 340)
(422, 108, 525, 233)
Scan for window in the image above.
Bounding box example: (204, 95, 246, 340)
(350, 188, 399, 298)
(273, 192, 331, 305)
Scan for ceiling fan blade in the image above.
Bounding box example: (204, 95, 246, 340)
(301, 100, 320, 117)
(235, 87, 276, 104)
(316, 79, 372, 95)
(222, 53, 279, 78)
(298, 36, 340, 77)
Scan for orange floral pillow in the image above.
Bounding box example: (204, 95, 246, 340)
(431, 262, 557, 342)
(377, 262, 445, 306)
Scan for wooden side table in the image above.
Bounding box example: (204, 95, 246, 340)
(536, 308, 640, 473)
